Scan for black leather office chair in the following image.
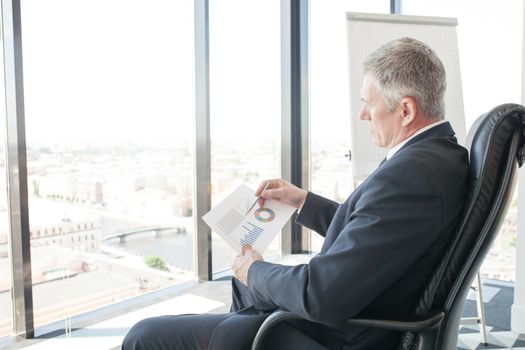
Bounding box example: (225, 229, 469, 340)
(251, 103, 525, 350)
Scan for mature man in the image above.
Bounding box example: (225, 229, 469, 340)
(122, 37, 469, 350)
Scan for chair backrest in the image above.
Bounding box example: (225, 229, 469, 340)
(400, 103, 525, 350)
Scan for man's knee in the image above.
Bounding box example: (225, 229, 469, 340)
(122, 317, 159, 350)
(122, 313, 228, 350)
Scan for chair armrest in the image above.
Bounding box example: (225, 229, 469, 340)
(345, 310, 444, 332)
(251, 310, 444, 350)
(251, 310, 304, 350)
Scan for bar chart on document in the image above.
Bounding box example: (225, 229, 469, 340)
(239, 222, 264, 246)
(202, 184, 296, 254)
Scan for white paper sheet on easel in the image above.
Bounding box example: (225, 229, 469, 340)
(202, 184, 296, 254)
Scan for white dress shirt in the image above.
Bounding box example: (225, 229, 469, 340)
(386, 120, 448, 160)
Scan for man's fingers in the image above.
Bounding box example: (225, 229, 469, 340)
(255, 181, 268, 196)
(255, 179, 289, 207)
(242, 244, 251, 255)
(260, 188, 284, 200)
(256, 178, 284, 196)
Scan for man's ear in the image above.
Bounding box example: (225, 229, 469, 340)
(399, 97, 417, 127)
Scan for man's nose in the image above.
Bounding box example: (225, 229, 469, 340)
(359, 107, 369, 121)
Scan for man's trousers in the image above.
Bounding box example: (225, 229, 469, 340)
(121, 278, 332, 350)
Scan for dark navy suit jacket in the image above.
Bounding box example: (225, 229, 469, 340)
(246, 122, 469, 349)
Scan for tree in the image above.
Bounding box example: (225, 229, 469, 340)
(144, 255, 168, 271)
(32, 181, 40, 197)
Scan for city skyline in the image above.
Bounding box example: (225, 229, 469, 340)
(0, 136, 519, 338)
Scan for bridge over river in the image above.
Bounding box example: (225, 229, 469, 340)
(101, 226, 186, 243)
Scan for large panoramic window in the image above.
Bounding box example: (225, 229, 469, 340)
(21, 0, 195, 329)
(310, 0, 390, 252)
(403, 0, 522, 282)
(0, 40, 12, 338)
(209, 0, 281, 273)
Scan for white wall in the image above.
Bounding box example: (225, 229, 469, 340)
(511, 0, 525, 333)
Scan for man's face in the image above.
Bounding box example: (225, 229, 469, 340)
(359, 74, 404, 149)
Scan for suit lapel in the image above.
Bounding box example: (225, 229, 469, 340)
(401, 121, 456, 150)
(388, 122, 457, 163)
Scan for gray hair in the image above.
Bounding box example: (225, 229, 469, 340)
(363, 37, 446, 119)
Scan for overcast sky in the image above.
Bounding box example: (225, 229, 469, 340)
(4, 0, 522, 148)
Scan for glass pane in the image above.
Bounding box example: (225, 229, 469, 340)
(403, 1, 522, 282)
(310, 0, 390, 252)
(21, 0, 195, 329)
(210, 0, 281, 273)
(0, 33, 12, 338)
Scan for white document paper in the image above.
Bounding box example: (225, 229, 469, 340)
(202, 184, 296, 254)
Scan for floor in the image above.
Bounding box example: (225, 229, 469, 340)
(457, 279, 525, 349)
(3, 278, 525, 349)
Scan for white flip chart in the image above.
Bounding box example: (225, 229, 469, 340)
(347, 12, 466, 181)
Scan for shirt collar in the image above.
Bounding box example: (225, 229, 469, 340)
(386, 120, 448, 160)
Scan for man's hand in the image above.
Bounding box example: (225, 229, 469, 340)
(231, 245, 263, 286)
(255, 179, 308, 210)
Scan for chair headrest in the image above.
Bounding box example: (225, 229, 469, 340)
(467, 104, 525, 178)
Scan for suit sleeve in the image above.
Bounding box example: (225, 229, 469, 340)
(247, 163, 442, 325)
(296, 191, 340, 237)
